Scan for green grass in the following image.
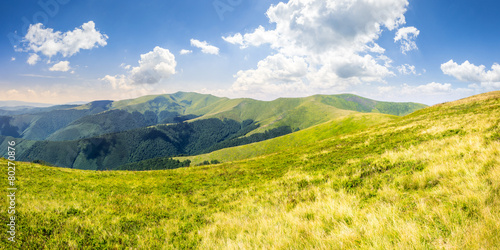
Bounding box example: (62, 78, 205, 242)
(176, 112, 397, 165)
(1, 91, 498, 249)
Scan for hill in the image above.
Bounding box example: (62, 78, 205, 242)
(0, 92, 426, 142)
(0, 93, 426, 170)
(1, 91, 498, 249)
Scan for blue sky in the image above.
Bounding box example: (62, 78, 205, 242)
(1, 0, 500, 105)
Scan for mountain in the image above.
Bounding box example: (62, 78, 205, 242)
(0, 92, 426, 142)
(0, 101, 112, 140)
(0, 92, 427, 170)
(3, 91, 498, 249)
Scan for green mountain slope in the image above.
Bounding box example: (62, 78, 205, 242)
(2, 91, 498, 249)
(0, 92, 426, 142)
(1, 92, 427, 170)
(0, 118, 254, 170)
(174, 112, 397, 165)
(123, 112, 395, 169)
(0, 101, 112, 140)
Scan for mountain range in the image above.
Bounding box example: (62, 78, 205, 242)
(0, 92, 426, 170)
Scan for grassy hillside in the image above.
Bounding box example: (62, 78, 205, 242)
(193, 94, 427, 135)
(317, 94, 428, 116)
(176, 112, 397, 165)
(1, 91, 498, 249)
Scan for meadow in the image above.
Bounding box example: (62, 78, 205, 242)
(1, 91, 499, 249)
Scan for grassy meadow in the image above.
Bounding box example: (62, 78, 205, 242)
(1, 91, 500, 249)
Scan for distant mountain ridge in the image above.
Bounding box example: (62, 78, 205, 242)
(1, 92, 427, 142)
(0, 92, 427, 170)
(0, 100, 54, 107)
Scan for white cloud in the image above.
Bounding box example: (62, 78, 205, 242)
(49, 61, 71, 72)
(232, 54, 309, 94)
(102, 46, 177, 90)
(221, 0, 411, 99)
(130, 46, 177, 84)
(397, 64, 418, 75)
(190, 39, 220, 55)
(222, 26, 278, 49)
(27, 53, 40, 65)
(11, 57, 16, 61)
(394, 26, 420, 54)
(101, 75, 133, 90)
(120, 63, 131, 70)
(402, 82, 452, 95)
(370, 82, 474, 105)
(222, 33, 244, 46)
(23, 21, 108, 58)
(179, 49, 193, 55)
(441, 60, 500, 89)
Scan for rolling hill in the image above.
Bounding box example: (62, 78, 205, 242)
(0, 92, 426, 170)
(0, 92, 425, 142)
(1, 91, 498, 249)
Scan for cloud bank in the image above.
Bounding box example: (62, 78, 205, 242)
(222, 0, 414, 99)
(441, 60, 500, 88)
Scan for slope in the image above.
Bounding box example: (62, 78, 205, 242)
(0, 101, 112, 140)
(1, 91, 498, 249)
(1, 118, 258, 170)
(1, 92, 426, 142)
(172, 112, 397, 165)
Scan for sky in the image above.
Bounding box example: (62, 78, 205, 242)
(1, 0, 500, 105)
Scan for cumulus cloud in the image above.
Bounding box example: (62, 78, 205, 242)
(232, 54, 309, 94)
(394, 26, 420, 54)
(11, 57, 16, 61)
(221, 0, 411, 98)
(130, 46, 177, 84)
(190, 39, 220, 55)
(441, 60, 500, 89)
(23, 21, 108, 58)
(49, 61, 71, 72)
(179, 49, 193, 55)
(101, 46, 177, 90)
(441, 60, 500, 82)
(27, 53, 40, 65)
(397, 64, 418, 75)
(222, 26, 277, 49)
